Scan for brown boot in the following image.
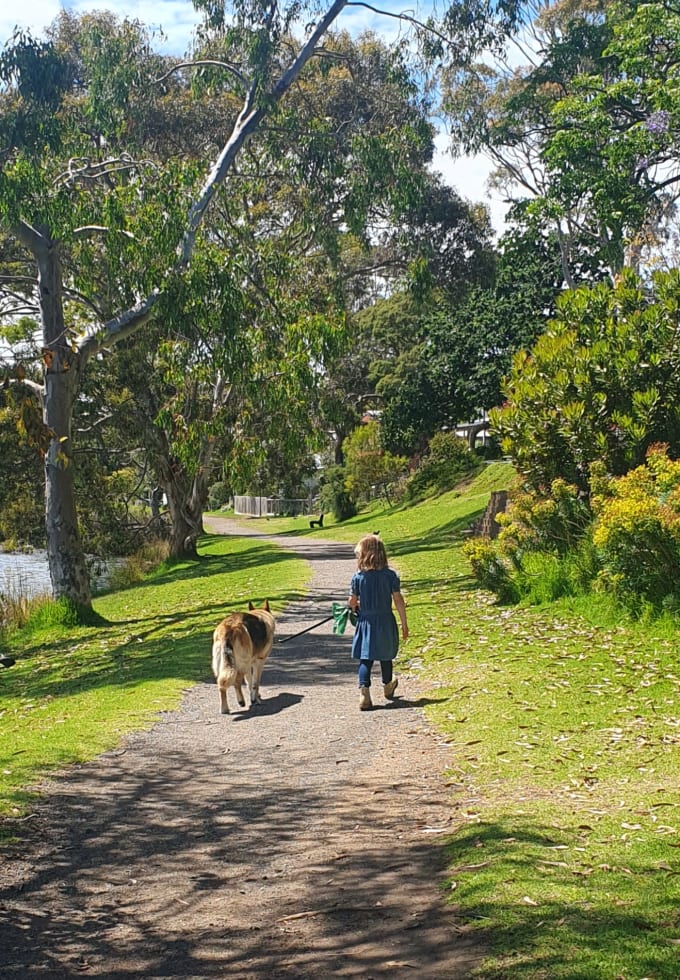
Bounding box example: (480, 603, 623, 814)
(383, 677, 398, 700)
(359, 686, 372, 710)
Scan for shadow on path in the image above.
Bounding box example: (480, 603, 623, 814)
(1, 518, 481, 979)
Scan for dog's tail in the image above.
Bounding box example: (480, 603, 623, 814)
(212, 620, 250, 676)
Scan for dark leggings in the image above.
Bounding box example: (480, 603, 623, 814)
(358, 659, 393, 688)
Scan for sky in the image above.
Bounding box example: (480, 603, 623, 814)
(0, 0, 507, 233)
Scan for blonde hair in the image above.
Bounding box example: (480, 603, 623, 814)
(355, 534, 388, 571)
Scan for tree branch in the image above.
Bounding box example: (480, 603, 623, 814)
(346, 2, 449, 45)
(154, 59, 246, 87)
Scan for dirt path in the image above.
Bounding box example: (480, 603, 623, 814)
(1, 520, 482, 979)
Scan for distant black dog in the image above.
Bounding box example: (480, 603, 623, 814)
(309, 513, 324, 529)
(0, 656, 16, 669)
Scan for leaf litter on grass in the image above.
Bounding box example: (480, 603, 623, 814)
(397, 558, 680, 978)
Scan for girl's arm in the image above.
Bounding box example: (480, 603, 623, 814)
(348, 592, 359, 612)
(392, 591, 409, 640)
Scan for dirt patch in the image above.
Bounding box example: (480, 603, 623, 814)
(1, 521, 483, 979)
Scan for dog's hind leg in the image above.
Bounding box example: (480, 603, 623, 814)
(217, 675, 230, 714)
(233, 672, 246, 708)
(249, 660, 265, 705)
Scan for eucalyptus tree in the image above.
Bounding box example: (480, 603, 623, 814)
(96, 29, 439, 558)
(0, 0, 526, 610)
(443, 0, 680, 280)
(440, 0, 627, 281)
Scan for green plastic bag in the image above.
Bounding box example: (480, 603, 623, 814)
(331, 602, 358, 635)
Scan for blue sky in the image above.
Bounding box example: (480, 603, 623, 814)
(0, 0, 505, 231)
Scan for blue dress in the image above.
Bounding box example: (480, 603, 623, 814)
(350, 567, 400, 661)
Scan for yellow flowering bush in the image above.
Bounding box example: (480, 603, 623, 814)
(463, 479, 595, 604)
(592, 445, 680, 607)
(498, 477, 590, 563)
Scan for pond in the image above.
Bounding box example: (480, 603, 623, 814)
(0, 551, 115, 598)
(0, 550, 53, 598)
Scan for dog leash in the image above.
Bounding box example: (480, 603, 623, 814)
(278, 603, 358, 644)
(277, 615, 334, 644)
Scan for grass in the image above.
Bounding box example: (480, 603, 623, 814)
(0, 534, 308, 823)
(2, 459, 679, 977)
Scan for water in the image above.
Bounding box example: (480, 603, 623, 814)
(0, 550, 53, 597)
(0, 551, 115, 598)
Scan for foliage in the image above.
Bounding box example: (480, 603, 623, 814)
(404, 431, 477, 500)
(105, 538, 171, 592)
(497, 478, 591, 560)
(0, 396, 44, 547)
(317, 464, 356, 523)
(543, 0, 680, 274)
(464, 475, 595, 604)
(462, 536, 518, 602)
(591, 445, 680, 611)
(207, 481, 231, 510)
(492, 269, 680, 492)
(342, 421, 408, 505)
(378, 218, 565, 456)
(441, 0, 680, 279)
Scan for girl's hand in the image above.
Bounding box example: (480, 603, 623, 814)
(402, 624, 409, 641)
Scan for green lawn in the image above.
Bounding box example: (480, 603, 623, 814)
(2, 461, 679, 978)
(0, 535, 308, 819)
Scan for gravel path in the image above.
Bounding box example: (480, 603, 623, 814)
(1, 519, 482, 979)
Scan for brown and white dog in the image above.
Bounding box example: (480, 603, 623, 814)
(211, 600, 276, 714)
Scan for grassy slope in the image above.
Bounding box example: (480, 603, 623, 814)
(2, 462, 679, 978)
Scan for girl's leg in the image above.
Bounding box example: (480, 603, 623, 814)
(358, 659, 373, 687)
(381, 660, 398, 699)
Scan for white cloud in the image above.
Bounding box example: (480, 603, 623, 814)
(432, 131, 508, 236)
(0, 1, 201, 53)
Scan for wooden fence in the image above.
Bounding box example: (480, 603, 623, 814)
(232, 496, 314, 517)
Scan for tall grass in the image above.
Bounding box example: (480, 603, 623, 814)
(0, 570, 52, 632)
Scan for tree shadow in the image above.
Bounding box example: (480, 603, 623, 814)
(440, 817, 678, 979)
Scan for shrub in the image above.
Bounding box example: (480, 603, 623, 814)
(0, 493, 44, 549)
(207, 481, 231, 510)
(105, 538, 170, 591)
(591, 444, 680, 609)
(343, 421, 408, 505)
(462, 537, 518, 603)
(318, 466, 356, 522)
(497, 478, 591, 561)
(464, 479, 598, 604)
(405, 431, 478, 500)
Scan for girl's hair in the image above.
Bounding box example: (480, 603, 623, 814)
(355, 534, 387, 571)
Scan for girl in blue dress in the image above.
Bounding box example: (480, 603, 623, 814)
(348, 534, 409, 711)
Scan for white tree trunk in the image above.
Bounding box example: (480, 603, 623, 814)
(33, 227, 92, 606)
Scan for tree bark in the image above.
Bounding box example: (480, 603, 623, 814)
(33, 227, 92, 606)
(162, 466, 205, 560)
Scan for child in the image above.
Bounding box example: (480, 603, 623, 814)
(348, 534, 409, 711)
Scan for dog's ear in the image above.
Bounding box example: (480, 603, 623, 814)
(248, 601, 255, 610)
(263, 599, 270, 612)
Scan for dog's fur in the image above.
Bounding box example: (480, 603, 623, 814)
(309, 512, 324, 529)
(211, 600, 275, 714)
